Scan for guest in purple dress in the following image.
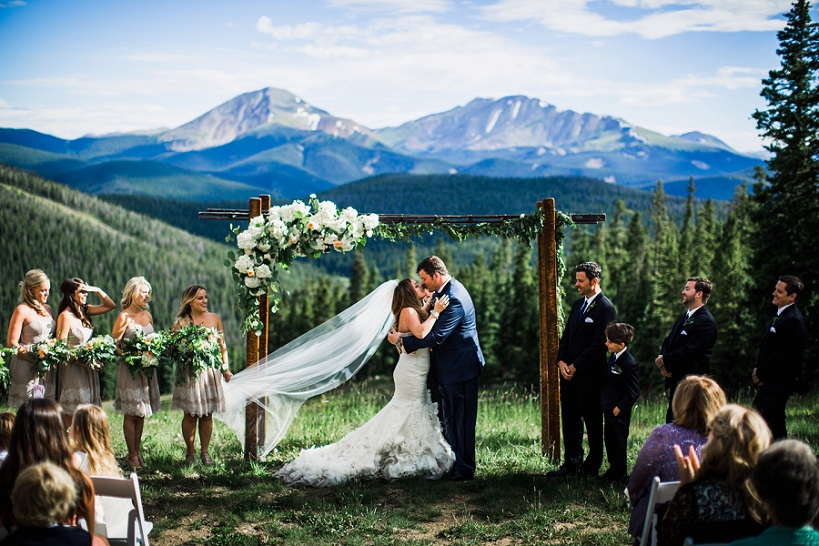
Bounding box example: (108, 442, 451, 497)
(626, 375, 726, 539)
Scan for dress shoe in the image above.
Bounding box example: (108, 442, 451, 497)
(546, 465, 580, 478)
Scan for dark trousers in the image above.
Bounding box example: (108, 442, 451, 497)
(666, 379, 680, 424)
(753, 387, 790, 439)
(440, 375, 479, 477)
(604, 410, 631, 477)
(427, 362, 444, 429)
(559, 377, 604, 473)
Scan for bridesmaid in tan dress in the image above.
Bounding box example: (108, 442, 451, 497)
(55, 277, 115, 429)
(111, 276, 161, 470)
(172, 285, 232, 466)
(6, 269, 57, 406)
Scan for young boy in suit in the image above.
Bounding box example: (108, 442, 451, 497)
(600, 322, 639, 484)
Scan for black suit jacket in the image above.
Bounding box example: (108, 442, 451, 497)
(556, 292, 617, 389)
(660, 305, 718, 388)
(402, 278, 484, 385)
(755, 304, 807, 393)
(601, 350, 640, 414)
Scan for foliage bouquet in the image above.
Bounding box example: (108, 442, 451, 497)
(169, 324, 223, 384)
(121, 330, 169, 379)
(74, 335, 118, 372)
(28, 338, 73, 379)
(0, 347, 14, 388)
(227, 195, 379, 333)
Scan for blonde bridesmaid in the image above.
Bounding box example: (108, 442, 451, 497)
(6, 269, 57, 406)
(111, 277, 161, 469)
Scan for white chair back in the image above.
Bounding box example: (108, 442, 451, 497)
(91, 472, 152, 546)
(639, 477, 681, 546)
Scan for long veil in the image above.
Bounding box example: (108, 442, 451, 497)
(215, 280, 398, 458)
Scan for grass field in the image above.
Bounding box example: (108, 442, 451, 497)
(16, 383, 819, 545)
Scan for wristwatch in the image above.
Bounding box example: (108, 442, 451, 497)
(396, 339, 404, 352)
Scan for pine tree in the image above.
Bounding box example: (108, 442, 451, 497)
(404, 243, 417, 278)
(691, 199, 717, 279)
(678, 178, 696, 277)
(751, 0, 819, 375)
(349, 250, 370, 304)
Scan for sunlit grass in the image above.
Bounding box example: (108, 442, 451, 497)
(6, 385, 818, 545)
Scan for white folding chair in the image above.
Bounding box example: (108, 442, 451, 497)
(91, 472, 152, 546)
(639, 477, 681, 546)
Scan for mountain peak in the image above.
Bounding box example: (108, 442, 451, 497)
(670, 131, 734, 152)
(159, 87, 375, 152)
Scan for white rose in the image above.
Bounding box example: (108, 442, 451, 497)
(267, 207, 281, 222)
(318, 200, 337, 218)
(236, 231, 258, 250)
(254, 264, 273, 279)
(341, 207, 358, 222)
(256, 242, 271, 252)
(340, 237, 355, 251)
(361, 214, 379, 230)
(244, 276, 261, 289)
(234, 255, 255, 273)
(305, 215, 322, 232)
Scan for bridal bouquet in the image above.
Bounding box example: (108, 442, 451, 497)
(0, 347, 13, 388)
(28, 338, 72, 378)
(228, 195, 379, 333)
(121, 330, 169, 379)
(74, 335, 118, 372)
(169, 325, 223, 384)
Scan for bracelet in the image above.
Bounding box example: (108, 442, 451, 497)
(430, 310, 440, 319)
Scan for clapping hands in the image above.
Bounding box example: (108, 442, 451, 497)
(673, 444, 700, 485)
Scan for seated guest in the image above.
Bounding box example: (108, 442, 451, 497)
(730, 439, 819, 546)
(656, 404, 771, 546)
(71, 405, 120, 477)
(0, 462, 92, 546)
(71, 405, 132, 540)
(627, 376, 726, 539)
(0, 399, 95, 535)
(0, 413, 15, 465)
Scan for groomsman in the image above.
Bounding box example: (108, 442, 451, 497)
(752, 275, 808, 439)
(549, 262, 617, 477)
(655, 277, 718, 423)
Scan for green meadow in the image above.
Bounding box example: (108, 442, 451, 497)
(59, 383, 819, 546)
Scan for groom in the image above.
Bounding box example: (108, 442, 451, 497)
(389, 256, 484, 481)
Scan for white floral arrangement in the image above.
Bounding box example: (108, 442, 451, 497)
(227, 195, 378, 333)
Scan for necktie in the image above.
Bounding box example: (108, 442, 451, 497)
(578, 300, 588, 323)
(608, 355, 617, 372)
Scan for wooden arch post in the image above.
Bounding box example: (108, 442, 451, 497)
(244, 195, 271, 461)
(537, 198, 561, 462)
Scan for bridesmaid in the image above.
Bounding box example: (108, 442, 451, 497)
(55, 278, 115, 429)
(111, 277, 161, 470)
(6, 269, 57, 406)
(171, 285, 232, 466)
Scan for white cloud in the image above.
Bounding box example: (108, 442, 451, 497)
(325, 0, 451, 13)
(480, 0, 790, 39)
(0, 1, 27, 7)
(123, 53, 207, 63)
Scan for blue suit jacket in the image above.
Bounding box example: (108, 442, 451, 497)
(402, 278, 484, 385)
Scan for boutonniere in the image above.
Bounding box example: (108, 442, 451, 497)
(772, 315, 781, 325)
(684, 316, 694, 326)
(585, 300, 597, 314)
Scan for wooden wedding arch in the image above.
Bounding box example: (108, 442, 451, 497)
(200, 196, 605, 463)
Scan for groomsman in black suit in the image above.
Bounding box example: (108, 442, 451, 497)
(752, 275, 808, 439)
(655, 277, 718, 423)
(549, 262, 617, 477)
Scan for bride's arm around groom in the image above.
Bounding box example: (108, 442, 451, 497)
(395, 256, 484, 481)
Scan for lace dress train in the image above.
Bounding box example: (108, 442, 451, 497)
(274, 344, 455, 487)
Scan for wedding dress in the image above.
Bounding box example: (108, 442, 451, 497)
(214, 280, 455, 485)
(274, 334, 455, 487)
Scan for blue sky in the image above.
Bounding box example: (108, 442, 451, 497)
(0, 0, 799, 153)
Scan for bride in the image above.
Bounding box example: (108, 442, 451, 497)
(272, 278, 455, 487)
